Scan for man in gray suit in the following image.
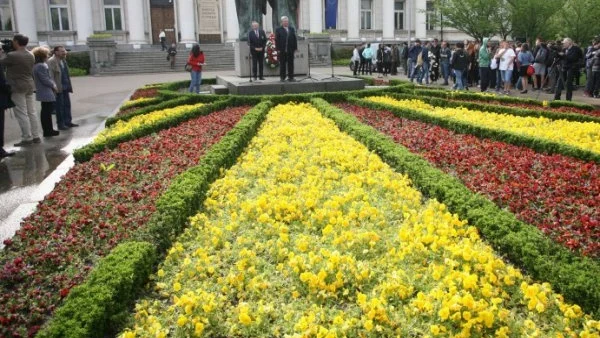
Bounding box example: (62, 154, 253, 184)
(0, 34, 39, 146)
(48, 46, 77, 130)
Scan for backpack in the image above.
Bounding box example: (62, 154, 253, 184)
(546, 49, 556, 67)
(417, 51, 423, 66)
(535, 48, 547, 64)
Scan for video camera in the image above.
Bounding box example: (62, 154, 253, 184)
(1, 39, 14, 54)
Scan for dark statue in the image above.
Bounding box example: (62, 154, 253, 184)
(235, 0, 299, 41)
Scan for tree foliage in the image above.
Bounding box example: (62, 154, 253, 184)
(434, 0, 500, 41)
(557, 0, 600, 45)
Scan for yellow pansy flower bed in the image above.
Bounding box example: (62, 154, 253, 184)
(121, 103, 599, 338)
(95, 103, 204, 144)
(365, 96, 600, 154)
(120, 97, 157, 110)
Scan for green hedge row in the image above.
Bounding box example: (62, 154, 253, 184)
(372, 92, 600, 124)
(106, 94, 223, 127)
(75, 97, 262, 163)
(118, 97, 162, 112)
(351, 97, 600, 164)
(37, 101, 274, 338)
(401, 86, 596, 111)
(312, 97, 600, 317)
(37, 242, 156, 338)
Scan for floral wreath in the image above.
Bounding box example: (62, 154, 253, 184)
(265, 33, 279, 68)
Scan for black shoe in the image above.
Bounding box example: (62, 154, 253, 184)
(0, 150, 15, 159)
(14, 140, 33, 147)
(280, 79, 286, 82)
(67, 123, 79, 127)
(32, 137, 41, 144)
(520, 90, 528, 94)
(43, 130, 60, 137)
(288, 78, 296, 82)
(259, 77, 265, 80)
(58, 125, 69, 130)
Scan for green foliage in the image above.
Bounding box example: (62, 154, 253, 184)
(331, 47, 353, 60)
(68, 68, 87, 77)
(558, 0, 600, 45)
(434, 0, 501, 41)
(507, 0, 564, 41)
(66, 51, 90, 73)
(36, 242, 157, 338)
(88, 34, 113, 39)
(312, 97, 600, 317)
(352, 96, 600, 163)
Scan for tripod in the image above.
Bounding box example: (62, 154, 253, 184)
(322, 42, 341, 81)
(240, 49, 255, 84)
(536, 57, 564, 100)
(300, 43, 318, 82)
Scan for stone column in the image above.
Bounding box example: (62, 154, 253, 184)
(309, 0, 323, 33)
(126, 0, 146, 46)
(73, 0, 94, 45)
(13, 0, 38, 44)
(225, 0, 239, 42)
(347, 0, 359, 40)
(177, 0, 196, 46)
(382, 0, 394, 40)
(414, 0, 426, 39)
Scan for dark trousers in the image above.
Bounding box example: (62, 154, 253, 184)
(353, 61, 359, 75)
(592, 71, 600, 95)
(554, 69, 575, 101)
(479, 66, 490, 92)
(251, 49, 264, 79)
(279, 51, 294, 80)
(160, 38, 166, 51)
(55, 91, 72, 128)
(40, 101, 55, 135)
(0, 109, 4, 149)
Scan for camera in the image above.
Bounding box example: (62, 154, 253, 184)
(1, 39, 14, 54)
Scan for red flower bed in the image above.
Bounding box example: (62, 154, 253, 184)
(129, 88, 159, 100)
(338, 103, 600, 257)
(115, 106, 138, 117)
(450, 99, 600, 118)
(0, 106, 249, 336)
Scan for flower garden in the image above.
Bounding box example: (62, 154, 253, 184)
(1, 79, 599, 337)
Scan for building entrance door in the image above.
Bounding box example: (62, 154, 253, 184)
(150, 0, 176, 45)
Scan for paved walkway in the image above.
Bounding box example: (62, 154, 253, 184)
(0, 67, 598, 244)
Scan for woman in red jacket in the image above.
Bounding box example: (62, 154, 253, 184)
(187, 45, 205, 94)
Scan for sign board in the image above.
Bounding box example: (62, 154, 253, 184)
(198, 0, 220, 35)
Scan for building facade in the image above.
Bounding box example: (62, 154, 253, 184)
(0, 0, 470, 49)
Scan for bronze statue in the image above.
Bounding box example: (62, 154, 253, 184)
(268, 0, 299, 30)
(234, 0, 299, 40)
(235, 0, 267, 41)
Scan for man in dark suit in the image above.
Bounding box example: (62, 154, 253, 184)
(555, 37, 583, 101)
(275, 16, 297, 82)
(248, 21, 267, 81)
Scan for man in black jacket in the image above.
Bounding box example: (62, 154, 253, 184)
(248, 21, 267, 80)
(275, 16, 298, 82)
(554, 38, 583, 101)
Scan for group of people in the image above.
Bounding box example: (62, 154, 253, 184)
(351, 36, 599, 102)
(0, 34, 76, 159)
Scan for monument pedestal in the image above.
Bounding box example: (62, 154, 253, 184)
(234, 40, 309, 78)
(215, 73, 365, 95)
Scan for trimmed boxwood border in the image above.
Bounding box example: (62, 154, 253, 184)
(377, 92, 600, 124)
(105, 94, 224, 127)
(401, 86, 597, 111)
(74, 97, 263, 163)
(311, 97, 600, 317)
(350, 96, 600, 164)
(37, 100, 274, 338)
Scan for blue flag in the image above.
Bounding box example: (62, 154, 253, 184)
(325, 0, 338, 29)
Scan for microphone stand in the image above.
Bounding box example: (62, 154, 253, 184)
(322, 41, 341, 81)
(300, 40, 318, 82)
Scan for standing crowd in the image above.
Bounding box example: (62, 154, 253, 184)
(0, 34, 77, 159)
(351, 35, 600, 101)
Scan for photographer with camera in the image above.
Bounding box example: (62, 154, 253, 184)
(0, 34, 39, 146)
(554, 37, 583, 101)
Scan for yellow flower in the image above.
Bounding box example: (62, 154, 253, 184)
(177, 315, 188, 327)
(173, 282, 181, 292)
(364, 319, 374, 331)
(239, 312, 252, 325)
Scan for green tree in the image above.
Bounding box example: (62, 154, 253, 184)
(433, 0, 500, 41)
(557, 0, 600, 45)
(506, 0, 563, 41)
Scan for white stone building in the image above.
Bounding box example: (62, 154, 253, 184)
(0, 0, 470, 48)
